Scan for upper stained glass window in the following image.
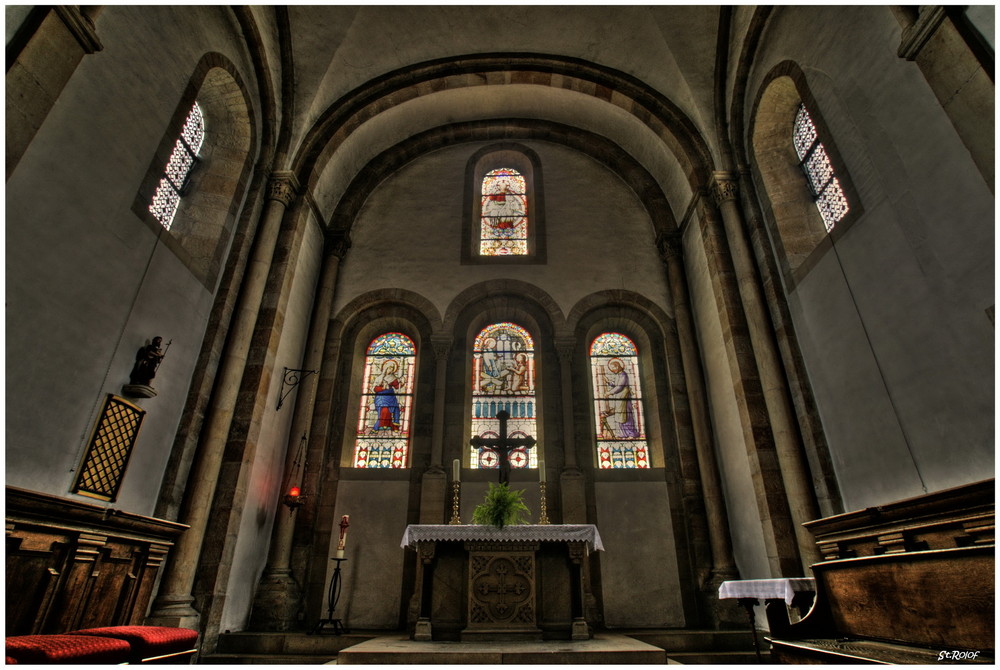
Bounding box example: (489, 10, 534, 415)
(590, 333, 649, 469)
(353, 332, 417, 468)
(480, 168, 528, 256)
(149, 103, 205, 230)
(793, 104, 849, 232)
(470, 322, 538, 469)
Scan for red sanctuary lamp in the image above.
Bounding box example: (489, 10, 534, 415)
(281, 434, 308, 514)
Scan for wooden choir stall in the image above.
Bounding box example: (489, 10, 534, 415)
(401, 524, 602, 641)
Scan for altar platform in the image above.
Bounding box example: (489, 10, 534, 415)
(334, 632, 667, 664)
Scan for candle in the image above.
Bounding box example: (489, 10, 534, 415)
(539, 459, 546, 483)
(336, 514, 350, 559)
(453, 458, 460, 482)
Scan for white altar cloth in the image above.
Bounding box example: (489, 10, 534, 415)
(718, 578, 816, 605)
(401, 524, 604, 551)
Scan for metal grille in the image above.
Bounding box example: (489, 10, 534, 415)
(73, 395, 145, 501)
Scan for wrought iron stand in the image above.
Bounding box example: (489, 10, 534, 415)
(311, 557, 350, 635)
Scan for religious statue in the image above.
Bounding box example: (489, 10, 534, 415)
(123, 336, 170, 397)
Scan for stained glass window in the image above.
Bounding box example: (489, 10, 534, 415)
(793, 104, 849, 232)
(590, 333, 649, 469)
(353, 332, 416, 468)
(470, 322, 538, 469)
(149, 103, 205, 230)
(480, 168, 528, 256)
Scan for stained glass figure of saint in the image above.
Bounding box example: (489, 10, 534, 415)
(470, 322, 538, 469)
(480, 168, 528, 256)
(590, 333, 649, 469)
(353, 333, 416, 468)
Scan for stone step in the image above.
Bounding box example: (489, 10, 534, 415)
(622, 629, 757, 652)
(665, 650, 768, 664)
(202, 653, 336, 664)
(215, 631, 374, 656)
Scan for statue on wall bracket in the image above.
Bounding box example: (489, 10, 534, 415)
(122, 336, 170, 398)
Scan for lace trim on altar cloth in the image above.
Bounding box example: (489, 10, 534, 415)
(401, 524, 604, 551)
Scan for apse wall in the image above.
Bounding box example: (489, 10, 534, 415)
(747, 6, 994, 511)
(331, 140, 672, 323)
(5, 6, 261, 516)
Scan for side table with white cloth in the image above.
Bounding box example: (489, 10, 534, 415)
(719, 578, 817, 662)
(401, 524, 603, 642)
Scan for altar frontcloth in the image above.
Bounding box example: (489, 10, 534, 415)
(718, 578, 816, 605)
(401, 524, 604, 551)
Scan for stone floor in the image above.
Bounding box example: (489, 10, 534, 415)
(333, 633, 667, 664)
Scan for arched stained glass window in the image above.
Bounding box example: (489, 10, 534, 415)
(480, 168, 528, 256)
(470, 322, 538, 469)
(793, 103, 849, 232)
(353, 332, 416, 468)
(149, 103, 205, 230)
(590, 333, 649, 469)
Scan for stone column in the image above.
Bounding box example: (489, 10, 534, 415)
(656, 232, 738, 585)
(419, 336, 452, 524)
(711, 172, 821, 570)
(147, 171, 299, 629)
(249, 230, 350, 631)
(556, 337, 586, 524)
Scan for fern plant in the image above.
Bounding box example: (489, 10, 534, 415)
(472, 482, 531, 529)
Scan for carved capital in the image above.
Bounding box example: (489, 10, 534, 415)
(711, 171, 739, 205)
(430, 336, 453, 361)
(417, 541, 436, 563)
(898, 6, 947, 60)
(268, 171, 300, 207)
(554, 337, 576, 364)
(325, 230, 352, 258)
(655, 231, 683, 264)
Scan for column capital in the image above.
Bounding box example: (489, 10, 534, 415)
(555, 337, 576, 363)
(655, 231, 683, 264)
(325, 229, 352, 258)
(268, 171, 301, 207)
(710, 171, 739, 205)
(430, 335, 453, 360)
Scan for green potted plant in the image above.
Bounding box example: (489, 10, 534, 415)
(472, 482, 531, 529)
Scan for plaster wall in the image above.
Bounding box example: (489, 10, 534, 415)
(682, 217, 770, 580)
(220, 218, 326, 632)
(5, 5, 259, 517)
(748, 5, 994, 510)
(594, 480, 684, 627)
(331, 141, 672, 323)
(326, 479, 412, 628)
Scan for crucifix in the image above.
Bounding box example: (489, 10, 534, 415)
(469, 410, 536, 485)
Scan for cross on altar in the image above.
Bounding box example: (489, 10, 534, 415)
(469, 410, 536, 485)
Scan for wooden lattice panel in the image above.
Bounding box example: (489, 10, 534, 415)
(73, 394, 145, 501)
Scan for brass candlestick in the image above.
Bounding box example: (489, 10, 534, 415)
(448, 481, 462, 524)
(538, 480, 550, 524)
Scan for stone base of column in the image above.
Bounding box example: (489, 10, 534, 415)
(560, 467, 587, 524)
(413, 618, 432, 641)
(418, 466, 447, 524)
(248, 569, 302, 631)
(146, 593, 201, 630)
(703, 569, 744, 628)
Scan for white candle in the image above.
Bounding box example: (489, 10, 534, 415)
(539, 459, 546, 483)
(336, 548, 345, 559)
(453, 458, 460, 482)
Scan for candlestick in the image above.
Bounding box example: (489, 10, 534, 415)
(453, 458, 460, 482)
(538, 480, 550, 524)
(448, 481, 462, 524)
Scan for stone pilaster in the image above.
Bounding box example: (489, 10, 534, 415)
(555, 337, 585, 524)
(419, 335, 453, 524)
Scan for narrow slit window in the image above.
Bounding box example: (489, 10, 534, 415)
(353, 332, 417, 468)
(590, 333, 649, 469)
(149, 103, 205, 230)
(480, 168, 528, 256)
(470, 322, 538, 469)
(793, 103, 849, 232)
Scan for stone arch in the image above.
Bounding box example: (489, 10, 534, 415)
(749, 61, 863, 288)
(443, 279, 565, 338)
(132, 52, 257, 290)
(293, 53, 715, 192)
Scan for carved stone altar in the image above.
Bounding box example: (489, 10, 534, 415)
(401, 524, 603, 641)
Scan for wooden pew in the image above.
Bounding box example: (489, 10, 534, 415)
(767, 479, 994, 664)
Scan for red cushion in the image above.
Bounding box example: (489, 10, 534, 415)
(6, 634, 131, 664)
(68, 626, 198, 659)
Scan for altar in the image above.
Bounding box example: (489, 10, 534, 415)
(401, 524, 603, 641)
